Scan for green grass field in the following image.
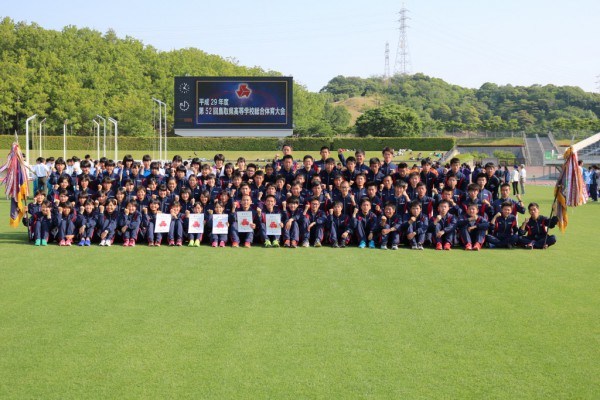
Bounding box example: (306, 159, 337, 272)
(1, 186, 599, 399)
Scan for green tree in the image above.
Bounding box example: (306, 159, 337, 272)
(355, 105, 422, 137)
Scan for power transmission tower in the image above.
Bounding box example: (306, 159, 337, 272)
(394, 4, 411, 76)
(384, 42, 391, 79)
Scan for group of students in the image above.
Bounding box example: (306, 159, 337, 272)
(25, 145, 558, 250)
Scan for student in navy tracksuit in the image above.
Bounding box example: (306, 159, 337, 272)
(282, 196, 304, 248)
(185, 202, 205, 247)
(487, 202, 519, 248)
(118, 200, 142, 246)
(54, 202, 76, 246)
(230, 194, 259, 247)
(76, 200, 97, 246)
(375, 202, 402, 250)
(302, 196, 327, 247)
(167, 201, 184, 246)
(98, 199, 119, 246)
(461, 183, 494, 221)
(327, 201, 354, 248)
(492, 183, 526, 216)
(432, 200, 457, 250)
(402, 200, 429, 250)
(354, 198, 378, 249)
(32, 200, 53, 246)
(258, 195, 283, 247)
(209, 201, 229, 247)
(518, 202, 558, 249)
(457, 203, 489, 251)
(142, 199, 163, 246)
(332, 181, 356, 217)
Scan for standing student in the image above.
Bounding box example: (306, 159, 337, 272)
(511, 165, 520, 195)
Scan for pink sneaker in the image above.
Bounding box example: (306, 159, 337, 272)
(219, 241, 226, 247)
(65, 239, 72, 246)
(59, 239, 66, 246)
(212, 241, 218, 247)
(123, 239, 130, 247)
(129, 240, 136, 247)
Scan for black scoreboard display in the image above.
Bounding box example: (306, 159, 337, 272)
(174, 76, 293, 136)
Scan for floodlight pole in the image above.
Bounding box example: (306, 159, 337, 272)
(152, 98, 166, 162)
(93, 120, 100, 161)
(96, 115, 106, 157)
(108, 117, 118, 161)
(39, 118, 46, 157)
(25, 114, 37, 164)
(63, 120, 68, 160)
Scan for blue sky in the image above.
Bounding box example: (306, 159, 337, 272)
(3, 0, 599, 92)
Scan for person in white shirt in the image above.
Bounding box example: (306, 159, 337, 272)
(511, 165, 520, 195)
(33, 157, 50, 194)
(519, 164, 527, 195)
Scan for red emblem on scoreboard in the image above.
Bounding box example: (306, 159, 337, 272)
(236, 84, 252, 98)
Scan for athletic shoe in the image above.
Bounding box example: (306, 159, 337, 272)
(123, 239, 130, 247)
(391, 244, 398, 250)
(194, 240, 201, 247)
(302, 240, 310, 248)
(435, 242, 443, 251)
(380, 245, 388, 250)
(41, 239, 47, 246)
(473, 243, 481, 251)
(34, 239, 41, 246)
(244, 242, 252, 248)
(358, 241, 366, 249)
(105, 240, 112, 247)
(188, 240, 195, 247)
(219, 241, 226, 247)
(168, 240, 175, 246)
(417, 244, 424, 250)
(411, 245, 419, 250)
(314, 240, 321, 248)
(339, 240, 346, 248)
(283, 240, 290, 248)
(264, 240, 272, 248)
(148, 241, 155, 247)
(232, 242, 239, 248)
(212, 241, 218, 247)
(465, 243, 472, 250)
(368, 240, 375, 249)
(176, 240, 183, 247)
(272, 239, 280, 248)
(291, 240, 298, 248)
(444, 243, 452, 251)
(129, 240, 136, 247)
(332, 242, 340, 248)
(155, 241, 161, 247)
(65, 239, 72, 246)
(84, 239, 91, 246)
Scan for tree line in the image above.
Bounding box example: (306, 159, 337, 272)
(321, 74, 600, 136)
(0, 18, 350, 138)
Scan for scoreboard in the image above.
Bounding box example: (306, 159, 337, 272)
(173, 76, 293, 137)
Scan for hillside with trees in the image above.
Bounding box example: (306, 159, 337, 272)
(321, 74, 600, 136)
(0, 18, 350, 137)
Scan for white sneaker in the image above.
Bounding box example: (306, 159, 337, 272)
(100, 239, 106, 246)
(106, 241, 112, 247)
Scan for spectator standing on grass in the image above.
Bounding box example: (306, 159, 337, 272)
(590, 165, 598, 202)
(511, 165, 520, 195)
(519, 164, 527, 195)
